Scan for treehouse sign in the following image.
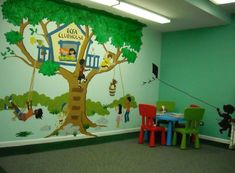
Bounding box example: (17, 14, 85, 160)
(58, 27, 84, 40)
(37, 23, 100, 68)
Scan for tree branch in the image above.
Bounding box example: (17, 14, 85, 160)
(102, 44, 107, 52)
(85, 59, 127, 86)
(88, 32, 94, 41)
(115, 47, 122, 61)
(17, 41, 40, 68)
(20, 21, 29, 35)
(45, 20, 50, 25)
(56, 23, 60, 28)
(39, 21, 50, 45)
(117, 59, 127, 64)
(59, 67, 73, 80)
(17, 21, 41, 68)
(85, 26, 89, 38)
(4, 55, 32, 67)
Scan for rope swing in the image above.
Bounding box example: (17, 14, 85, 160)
(21, 61, 37, 112)
(118, 64, 125, 97)
(28, 61, 37, 101)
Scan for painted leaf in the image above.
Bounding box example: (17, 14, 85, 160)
(121, 48, 137, 63)
(4, 31, 23, 45)
(6, 47, 11, 52)
(30, 37, 36, 45)
(39, 60, 60, 76)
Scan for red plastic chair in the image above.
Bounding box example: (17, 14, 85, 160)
(138, 104, 166, 147)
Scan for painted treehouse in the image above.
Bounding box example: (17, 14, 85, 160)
(1, 0, 145, 137)
(37, 23, 100, 68)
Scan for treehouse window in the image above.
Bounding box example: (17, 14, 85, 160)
(86, 54, 100, 69)
(58, 40, 80, 62)
(37, 46, 50, 62)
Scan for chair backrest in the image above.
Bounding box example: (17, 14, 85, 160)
(156, 101, 175, 112)
(184, 107, 205, 130)
(139, 104, 156, 127)
(190, 104, 200, 108)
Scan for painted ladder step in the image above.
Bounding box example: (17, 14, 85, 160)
(73, 96, 81, 101)
(72, 106, 80, 110)
(71, 115, 78, 120)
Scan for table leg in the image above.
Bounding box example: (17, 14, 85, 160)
(144, 130, 149, 141)
(166, 121, 173, 145)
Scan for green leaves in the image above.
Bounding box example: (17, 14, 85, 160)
(1, 52, 6, 57)
(47, 93, 68, 114)
(107, 94, 137, 109)
(121, 48, 137, 63)
(86, 99, 109, 116)
(2, 0, 145, 56)
(0, 92, 137, 117)
(1, 47, 15, 60)
(4, 31, 23, 45)
(39, 60, 60, 76)
(29, 27, 37, 35)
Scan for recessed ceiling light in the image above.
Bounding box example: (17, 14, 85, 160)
(210, 0, 235, 4)
(113, 2, 170, 24)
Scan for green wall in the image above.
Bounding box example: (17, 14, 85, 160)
(160, 16, 235, 139)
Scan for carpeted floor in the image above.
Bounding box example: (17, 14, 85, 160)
(0, 138, 234, 173)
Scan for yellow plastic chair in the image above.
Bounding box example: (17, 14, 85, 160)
(172, 107, 205, 149)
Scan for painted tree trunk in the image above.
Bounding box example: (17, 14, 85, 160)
(47, 76, 98, 137)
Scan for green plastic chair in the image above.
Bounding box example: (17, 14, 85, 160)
(156, 101, 176, 112)
(172, 107, 205, 149)
(156, 101, 176, 126)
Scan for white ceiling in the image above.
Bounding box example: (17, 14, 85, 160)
(67, 0, 235, 32)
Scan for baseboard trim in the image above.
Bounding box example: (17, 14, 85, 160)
(0, 129, 230, 149)
(0, 128, 140, 148)
(199, 134, 230, 144)
(0, 129, 140, 157)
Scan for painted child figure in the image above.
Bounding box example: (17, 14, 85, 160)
(217, 104, 235, 137)
(5, 99, 43, 121)
(124, 96, 131, 123)
(115, 104, 122, 128)
(78, 59, 89, 85)
(100, 52, 113, 68)
(68, 48, 76, 59)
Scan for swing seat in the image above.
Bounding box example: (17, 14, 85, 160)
(109, 85, 116, 96)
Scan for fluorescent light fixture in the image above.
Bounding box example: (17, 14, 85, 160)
(113, 2, 170, 24)
(88, 0, 119, 6)
(209, 0, 235, 4)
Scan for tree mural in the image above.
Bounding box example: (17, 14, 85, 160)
(1, 0, 145, 136)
